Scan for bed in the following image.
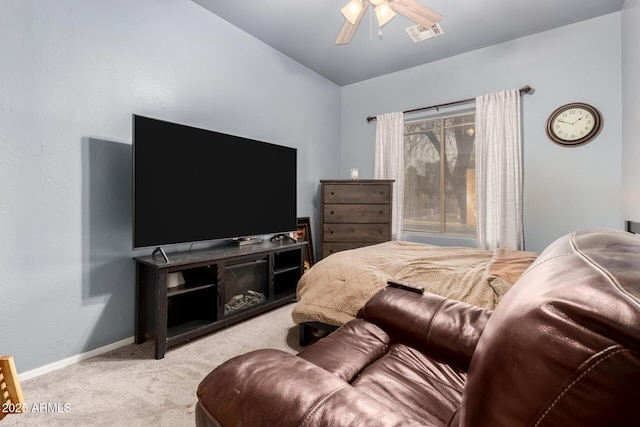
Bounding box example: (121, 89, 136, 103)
(292, 241, 539, 344)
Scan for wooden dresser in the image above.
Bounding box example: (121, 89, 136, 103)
(319, 179, 394, 259)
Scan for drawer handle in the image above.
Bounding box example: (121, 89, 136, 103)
(379, 191, 384, 195)
(330, 211, 334, 215)
(379, 229, 383, 234)
(330, 229, 334, 234)
(330, 191, 335, 195)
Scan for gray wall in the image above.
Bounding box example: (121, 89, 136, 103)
(340, 13, 624, 252)
(1, 0, 340, 373)
(622, 0, 640, 222)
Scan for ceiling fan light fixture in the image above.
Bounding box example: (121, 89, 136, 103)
(375, 1, 396, 27)
(336, 0, 442, 45)
(341, 0, 363, 25)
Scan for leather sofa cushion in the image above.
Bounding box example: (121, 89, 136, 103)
(351, 344, 465, 425)
(297, 319, 389, 383)
(298, 317, 466, 425)
(197, 348, 427, 427)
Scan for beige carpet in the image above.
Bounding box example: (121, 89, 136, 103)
(4, 303, 302, 427)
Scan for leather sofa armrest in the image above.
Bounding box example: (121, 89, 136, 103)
(196, 349, 423, 427)
(358, 286, 492, 372)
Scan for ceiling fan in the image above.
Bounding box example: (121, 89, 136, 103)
(336, 0, 442, 44)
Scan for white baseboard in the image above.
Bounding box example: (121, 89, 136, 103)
(19, 336, 135, 381)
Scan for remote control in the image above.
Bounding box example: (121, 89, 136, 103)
(387, 279, 424, 294)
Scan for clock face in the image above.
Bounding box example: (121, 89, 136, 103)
(545, 103, 602, 146)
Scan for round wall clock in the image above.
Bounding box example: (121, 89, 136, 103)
(545, 102, 602, 147)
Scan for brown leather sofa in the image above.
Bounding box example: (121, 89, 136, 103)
(196, 228, 640, 426)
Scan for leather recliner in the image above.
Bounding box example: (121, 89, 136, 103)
(196, 229, 640, 426)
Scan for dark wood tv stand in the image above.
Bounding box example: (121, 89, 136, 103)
(134, 240, 306, 359)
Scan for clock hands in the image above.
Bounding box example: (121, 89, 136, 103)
(558, 116, 585, 126)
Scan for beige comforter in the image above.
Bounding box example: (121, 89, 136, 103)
(292, 241, 538, 327)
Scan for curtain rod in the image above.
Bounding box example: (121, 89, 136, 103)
(366, 85, 533, 122)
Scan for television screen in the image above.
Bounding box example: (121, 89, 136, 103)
(133, 115, 297, 249)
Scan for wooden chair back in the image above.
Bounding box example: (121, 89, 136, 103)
(0, 356, 24, 419)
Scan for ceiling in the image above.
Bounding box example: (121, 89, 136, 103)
(192, 0, 625, 86)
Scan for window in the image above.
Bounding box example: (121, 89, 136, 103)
(403, 113, 476, 236)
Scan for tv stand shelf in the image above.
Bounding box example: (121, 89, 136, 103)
(168, 283, 215, 297)
(134, 240, 306, 359)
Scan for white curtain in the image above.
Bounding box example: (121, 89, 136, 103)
(475, 90, 523, 250)
(374, 112, 404, 240)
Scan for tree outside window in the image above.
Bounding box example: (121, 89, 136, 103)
(403, 113, 476, 236)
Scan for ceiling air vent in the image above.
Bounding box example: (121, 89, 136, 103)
(405, 22, 444, 42)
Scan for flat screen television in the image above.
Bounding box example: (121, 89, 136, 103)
(132, 114, 297, 250)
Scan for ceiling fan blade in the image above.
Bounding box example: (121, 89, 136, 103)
(389, 0, 442, 29)
(336, 2, 370, 45)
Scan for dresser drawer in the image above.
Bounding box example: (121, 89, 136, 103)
(323, 204, 390, 223)
(322, 224, 391, 242)
(322, 242, 375, 257)
(323, 184, 391, 204)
